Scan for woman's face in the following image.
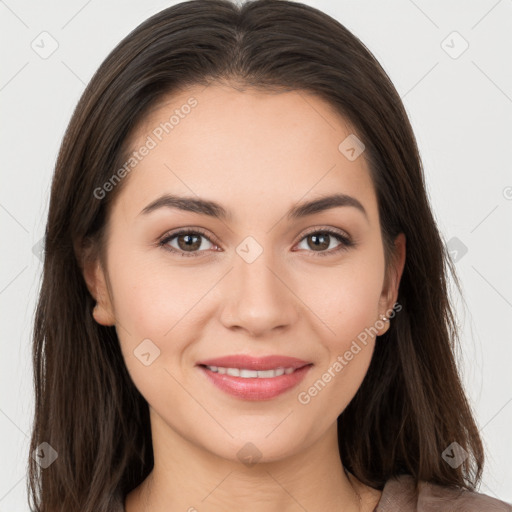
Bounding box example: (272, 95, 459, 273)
(87, 84, 405, 463)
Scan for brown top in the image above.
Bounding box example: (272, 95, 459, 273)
(121, 474, 512, 511)
(375, 474, 512, 511)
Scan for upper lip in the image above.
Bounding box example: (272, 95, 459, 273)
(196, 355, 312, 371)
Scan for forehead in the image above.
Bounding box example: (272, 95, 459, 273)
(116, 84, 378, 224)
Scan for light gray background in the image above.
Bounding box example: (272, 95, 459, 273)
(1, 0, 511, 509)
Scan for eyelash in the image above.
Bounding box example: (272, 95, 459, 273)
(158, 227, 354, 258)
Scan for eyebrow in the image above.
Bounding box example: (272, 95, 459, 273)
(139, 193, 368, 221)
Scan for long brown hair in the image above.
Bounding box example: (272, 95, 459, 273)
(28, 0, 484, 510)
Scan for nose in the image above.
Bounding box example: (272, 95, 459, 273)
(218, 243, 299, 338)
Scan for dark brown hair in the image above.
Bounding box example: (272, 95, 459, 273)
(29, 0, 484, 510)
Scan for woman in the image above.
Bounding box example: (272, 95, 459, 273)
(28, 0, 512, 511)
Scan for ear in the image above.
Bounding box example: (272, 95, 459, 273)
(78, 241, 116, 327)
(377, 233, 406, 335)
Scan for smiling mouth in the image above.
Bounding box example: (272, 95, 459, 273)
(197, 363, 313, 400)
(200, 365, 303, 378)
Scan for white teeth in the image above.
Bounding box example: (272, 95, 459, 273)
(240, 369, 258, 378)
(205, 366, 297, 378)
(257, 369, 276, 378)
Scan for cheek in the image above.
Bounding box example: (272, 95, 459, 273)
(331, 269, 383, 341)
(107, 245, 200, 335)
(106, 252, 200, 402)
(105, 245, 228, 392)
(295, 246, 385, 345)
(104, 244, 198, 371)
(292, 243, 385, 412)
(296, 269, 382, 424)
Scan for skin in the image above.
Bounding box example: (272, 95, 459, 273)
(83, 83, 406, 512)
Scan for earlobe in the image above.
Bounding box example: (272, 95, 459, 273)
(377, 314, 391, 336)
(81, 252, 116, 327)
(388, 233, 406, 305)
(92, 300, 115, 326)
(378, 233, 406, 333)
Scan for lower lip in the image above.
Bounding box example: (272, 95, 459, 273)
(198, 364, 313, 400)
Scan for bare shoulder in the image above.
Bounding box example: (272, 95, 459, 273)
(375, 474, 512, 511)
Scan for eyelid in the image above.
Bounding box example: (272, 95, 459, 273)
(158, 225, 354, 257)
(158, 227, 220, 257)
(296, 226, 351, 243)
(293, 226, 354, 256)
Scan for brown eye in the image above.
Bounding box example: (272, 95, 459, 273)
(176, 233, 202, 251)
(296, 229, 353, 256)
(161, 230, 215, 256)
(306, 233, 331, 251)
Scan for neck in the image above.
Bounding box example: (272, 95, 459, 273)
(125, 408, 380, 512)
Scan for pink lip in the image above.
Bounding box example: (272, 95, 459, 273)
(196, 355, 311, 371)
(196, 355, 313, 401)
